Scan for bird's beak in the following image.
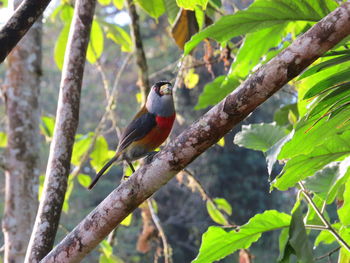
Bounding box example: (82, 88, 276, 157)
(160, 84, 172, 95)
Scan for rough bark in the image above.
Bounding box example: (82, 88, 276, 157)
(41, 3, 350, 262)
(0, 0, 51, 64)
(1, 1, 42, 261)
(24, 0, 96, 261)
(126, 0, 150, 104)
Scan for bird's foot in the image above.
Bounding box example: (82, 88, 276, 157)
(144, 151, 158, 164)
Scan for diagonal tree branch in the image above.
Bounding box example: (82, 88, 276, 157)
(41, 3, 350, 262)
(24, 0, 96, 261)
(0, 0, 51, 63)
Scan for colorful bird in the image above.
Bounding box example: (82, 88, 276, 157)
(88, 81, 176, 190)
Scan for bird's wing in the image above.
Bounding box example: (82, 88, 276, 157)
(117, 108, 157, 152)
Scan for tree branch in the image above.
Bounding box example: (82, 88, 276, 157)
(41, 3, 350, 262)
(24, 0, 96, 261)
(126, 0, 150, 104)
(0, 0, 51, 63)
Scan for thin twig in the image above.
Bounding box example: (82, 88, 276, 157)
(147, 198, 172, 263)
(314, 246, 340, 261)
(299, 182, 350, 253)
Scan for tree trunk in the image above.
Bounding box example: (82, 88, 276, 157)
(24, 0, 96, 261)
(1, 1, 42, 261)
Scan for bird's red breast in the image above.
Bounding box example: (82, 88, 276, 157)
(135, 113, 176, 150)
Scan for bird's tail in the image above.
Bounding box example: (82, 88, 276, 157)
(88, 152, 121, 190)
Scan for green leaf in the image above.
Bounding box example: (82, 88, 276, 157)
(195, 75, 239, 109)
(299, 54, 350, 80)
(0, 0, 8, 8)
(306, 82, 350, 120)
(71, 133, 93, 166)
(234, 123, 286, 152)
(135, 0, 165, 19)
(164, 0, 179, 24)
(303, 68, 350, 99)
(0, 132, 7, 148)
(98, 0, 111, 6)
(314, 226, 337, 246)
(193, 210, 291, 263)
(62, 179, 74, 213)
(304, 194, 326, 226)
(54, 23, 71, 70)
(266, 132, 294, 175)
(230, 23, 287, 79)
(90, 136, 115, 172)
(59, 4, 74, 22)
(176, 0, 208, 10)
(77, 173, 92, 188)
(40, 116, 55, 140)
(279, 108, 350, 159)
(288, 203, 314, 263)
(184, 69, 199, 89)
(338, 178, 350, 226)
(278, 228, 293, 263)
(113, 0, 124, 9)
(100, 240, 113, 257)
(206, 200, 228, 225)
(87, 20, 104, 64)
(273, 131, 350, 190)
(184, 0, 337, 54)
(213, 198, 232, 215)
(104, 23, 133, 52)
(339, 248, 350, 263)
(194, 6, 205, 30)
(120, 213, 133, 226)
(274, 103, 299, 127)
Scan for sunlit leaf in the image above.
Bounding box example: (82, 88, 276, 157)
(164, 0, 179, 24)
(54, 23, 70, 70)
(338, 178, 350, 225)
(120, 213, 133, 226)
(71, 133, 93, 166)
(135, 0, 165, 19)
(273, 131, 350, 191)
(98, 0, 111, 6)
(176, 0, 208, 10)
(77, 173, 92, 188)
(216, 137, 224, 147)
(90, 136, 115, 172)
(113, 0, 124, 9)
(105, 23, 133, 52)
(100, 240, 113, 258)
(193, 210, 290, 263)
(87, 20, 104, 64)
(195, 75, 239, 109)
(62, 179, 74, 213)
(234, 123, 286, 152)
(40, 116, 56, 140)
(184, 69, 199, 89)
(0, 132, 7, 148)
(184, 0, 337, 54)
(213, 198, 232, 215)
(206, 200, 228, 225)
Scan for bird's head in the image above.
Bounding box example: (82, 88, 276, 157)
(146, 81, 175, 117)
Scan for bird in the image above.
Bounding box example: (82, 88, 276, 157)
(88, 81, 176, 190)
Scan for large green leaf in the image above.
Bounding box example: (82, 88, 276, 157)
(234, 123, 286, 152)
(176, 0, 208, 10)
(229, 23, 287, 79)
(86, 20, 104, 64)
(195, 75, 239, 109)
(299, 53, 350, 80)
(104, 22, 133, 52)
(164, 0, 179, 24)
(273, 131, 350, 190)
(192, 210, 290, 263)
(279, 108, 350, 159)
(90, 136, 115, 172)
(338, 178, 350, 226)
(288, 203, 314, 263)
(71, 133, 93, 166)
(303, 68, 350, 99)
(135, 0, 165, 19)
(0, 132, 7, 148)
(184, 0, 337, 54)
(54, 23, 71, 70)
